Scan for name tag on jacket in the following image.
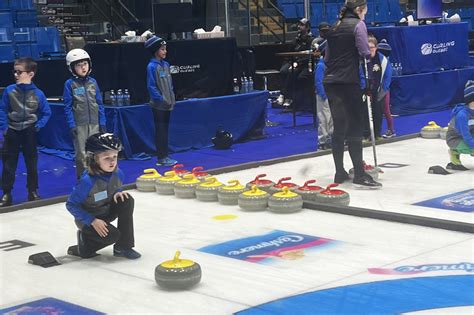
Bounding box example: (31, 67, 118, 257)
(94, 190, 108, 202)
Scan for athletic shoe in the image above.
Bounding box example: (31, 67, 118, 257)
(156, 157, 178, 167)
(382, 130, 396, 138)
(276, 95, 284, 105)
(446, 163, 469, 171)
(113, 247, 141, 259)
(334, 170, 350, 184)
(353, 173, 382, 189)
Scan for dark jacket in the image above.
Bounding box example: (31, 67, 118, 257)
(66, 169, 124, 229)
(324, 11, 370, 85)
(147, 58, 176, 111)
(0, 83, 51, 131)
(63, 76, 106, 129)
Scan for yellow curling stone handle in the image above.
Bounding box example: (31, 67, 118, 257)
(139, 168, 161, 179)
(160, 251, 195, 268)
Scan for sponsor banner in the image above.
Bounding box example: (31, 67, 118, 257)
(198, 230, 337, 263)
(368, 262, 474, 275)
(413, 189, 474, 213)
(1, 297, 103, 314)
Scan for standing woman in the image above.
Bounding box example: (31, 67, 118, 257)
(323, 0, 382, 188)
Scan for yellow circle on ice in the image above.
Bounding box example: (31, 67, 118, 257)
(212, 214, 238, 220)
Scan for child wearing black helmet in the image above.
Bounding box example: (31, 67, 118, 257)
(144, 35, 177, 167)
(66, 133, 141, 259)
(63, 48, 106, 179)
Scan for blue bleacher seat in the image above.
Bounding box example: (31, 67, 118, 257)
(0, 28, 12, 43)
(0, 1, 10, 9)
(9, 0, 34, 10)
(12, 27, 36, 42)
(35, 27, 63, 57)
(0, 12, 14, 28)
(16, 43, 40, 59)
(0, 43, 15, 62)
(14, 10, 38, 27)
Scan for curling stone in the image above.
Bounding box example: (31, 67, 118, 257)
(268, 187, 303, 213)
(192, 166, 211, 181)
(155, 251, 202, 290)
(439, 126, 448, 140)
(349, 161, 382, 180)
(314, 183, 350, 206)
(135, 168, 161, 192)
(268, 177, 299, 194)
(420, 121, 441, 139)
(196, 177, 223, 202)
(238, 185, 269, 211)
(217, 180, 247, 205)
(170, 164, 190, 177)
(296, 180, 323, 202)
(174, 174, 201, 198)
(155, 171, 182, 195)
(245, 174, 275, 193)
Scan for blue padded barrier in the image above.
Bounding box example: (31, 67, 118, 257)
(295, 4, 305, 18)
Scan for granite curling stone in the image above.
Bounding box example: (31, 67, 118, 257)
(268, 177, 299, 194)
(217, 180, 247, 205)
(268, 186, 303, 213)
(155, 251, 202, 290)
(196, 177, 223, 202)
(136, 168, 161, 192)
(238, 185, 269, 211)
(174, 174, 201, 198)
(296, 180, 323, 202)
(170, 164, 191, 177)
(191, 166, 211, 181)
(155, 171, 182, 195)
(245, 174, 275, 192)
(439, 126, 448, 140)
(314, 183, 350, 206)
(420, 121, 441, 139)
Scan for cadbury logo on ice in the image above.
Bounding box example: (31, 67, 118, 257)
(369, 262, 474, 275)
(228, 235, 304, 256)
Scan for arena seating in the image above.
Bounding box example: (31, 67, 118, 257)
(0, 0, 64, 63)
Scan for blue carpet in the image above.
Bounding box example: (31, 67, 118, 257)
(0, 106, 453, 205)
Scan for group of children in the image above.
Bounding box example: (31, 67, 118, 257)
(0, 34, 178, 259)
(314, 26, 396, 151)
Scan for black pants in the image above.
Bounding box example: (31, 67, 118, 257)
(324, 83, 365, 177)
(280, 62, 312, 104)
(1, 126, 38, 193)
(152, 108, 171, 159)
(363, 96, 383, 139)
(79, 196, 135, 254)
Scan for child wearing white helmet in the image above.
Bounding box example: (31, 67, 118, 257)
(63, 48, 106, 179)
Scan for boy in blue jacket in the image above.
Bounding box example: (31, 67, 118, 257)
(0, 57, 51, 206)
(145, 35, 177, 167)
(63, 48, 106, 179)
(314, 48, 333, 150)
(445, 80, 474, 170)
